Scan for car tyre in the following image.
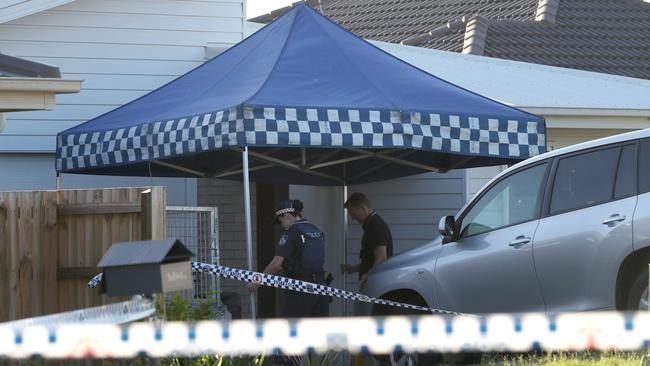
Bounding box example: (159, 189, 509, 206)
(626, 267, 649, 310)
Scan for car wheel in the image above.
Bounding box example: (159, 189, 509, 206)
(626, 267, 649, 310)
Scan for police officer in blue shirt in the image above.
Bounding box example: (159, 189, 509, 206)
(248, 199, 329, 318)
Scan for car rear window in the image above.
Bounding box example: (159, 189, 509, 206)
(550, 147, 619, 214)
(640, 140, 650, 194)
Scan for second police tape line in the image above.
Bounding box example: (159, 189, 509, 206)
(0, 298, 155, 332)
(87, 262, 462, 316)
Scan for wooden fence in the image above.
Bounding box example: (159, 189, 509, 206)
(0, 186, 165, 322)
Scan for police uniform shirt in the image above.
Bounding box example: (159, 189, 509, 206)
(276, 219, 325, 276)
(276, 224, 300, 274)
(359, 212, 393, 279)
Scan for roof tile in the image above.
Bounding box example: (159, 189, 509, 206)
(251, 0, 650, 79)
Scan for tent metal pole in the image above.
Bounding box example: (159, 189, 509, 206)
(342, 184, 348, 316)
(242, 146, 256, 320)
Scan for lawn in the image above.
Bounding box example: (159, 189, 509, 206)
(476, 351, 648, 366)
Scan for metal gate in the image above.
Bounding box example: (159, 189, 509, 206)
(166, 206, 220, 302)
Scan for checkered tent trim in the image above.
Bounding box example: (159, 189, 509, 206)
(57, 106, 547, 172)
(87, 262, 461, 316)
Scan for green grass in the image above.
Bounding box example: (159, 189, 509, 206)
(477, 351, 647, 366)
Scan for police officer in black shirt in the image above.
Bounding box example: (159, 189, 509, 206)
(248, 199, 329, 318)
(341, 192, 393, 292)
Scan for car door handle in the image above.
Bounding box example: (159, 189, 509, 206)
(602, 214, 626, 225)
(509, 236, 531, 247)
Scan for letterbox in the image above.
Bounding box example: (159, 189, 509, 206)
(97, 239, 194, 296)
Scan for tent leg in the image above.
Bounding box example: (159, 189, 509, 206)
(242, 147, 256, 320)
(342, 184, 348, 316)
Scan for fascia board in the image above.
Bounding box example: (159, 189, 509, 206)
(0, 77, 82, 93)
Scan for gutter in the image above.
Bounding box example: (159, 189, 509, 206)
(0, 77, 82, 93)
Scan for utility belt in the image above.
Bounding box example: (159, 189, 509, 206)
(285, 270, 326, 283)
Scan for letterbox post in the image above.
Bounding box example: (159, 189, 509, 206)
(140, 188, 164, 320)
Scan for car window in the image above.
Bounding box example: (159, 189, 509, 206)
(550, 147, 619, 214)
(460, 163, 547, 238)
(615, 144, 637, 199)
(640, 140, 650, 194)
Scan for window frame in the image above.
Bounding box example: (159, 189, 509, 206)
(454, 160, 551, 240)
(638, 138, 650, 195)
(614, 143, 638, 200)
(541, 140, 639, 218)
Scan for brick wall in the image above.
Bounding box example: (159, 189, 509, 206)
(198, 178, 257, 319)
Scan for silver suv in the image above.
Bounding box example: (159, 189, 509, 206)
(366, 129, 650, 314)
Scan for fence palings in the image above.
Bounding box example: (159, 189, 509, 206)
(0, 187, 165, 322)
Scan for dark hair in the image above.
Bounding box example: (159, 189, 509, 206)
(344, 192, 370, 209)
(291, 199, 304, 216)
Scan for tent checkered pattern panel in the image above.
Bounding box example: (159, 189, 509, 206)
(56, 106, 546, 172)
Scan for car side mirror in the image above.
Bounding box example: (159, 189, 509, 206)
(438, 215, 455, 243)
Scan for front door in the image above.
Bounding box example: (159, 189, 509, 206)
(435, 162, 548, 313)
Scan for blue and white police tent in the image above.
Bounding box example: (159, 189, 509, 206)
(56, 3, 546, 315)
(97, 239, 194, 296)
(55, 3, 546, 183)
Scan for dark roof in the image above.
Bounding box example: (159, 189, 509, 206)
(0, 53, 60, 78)
(250, 0, 650, 79)
(97, 239, 194, 267)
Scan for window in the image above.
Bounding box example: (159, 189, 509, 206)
(550, 147, 619, 214)
(615, 144, 637, 199)
(640, 140, 650, 194)
(460, 163, 547, 238)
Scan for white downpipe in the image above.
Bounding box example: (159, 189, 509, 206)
(242, 147, 256, 319)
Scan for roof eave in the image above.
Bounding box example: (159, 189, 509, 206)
(0, 77, 82, 112)
(0, 0, 77, 24)
(521, 107, 650, 118)
(0, 77, 82, 93)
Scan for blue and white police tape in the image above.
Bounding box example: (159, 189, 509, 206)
(0, 297, 155, 332)
(1, 312, 650, 359)
(88, 262, 461, 316)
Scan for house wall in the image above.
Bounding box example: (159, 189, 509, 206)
(0, 0, 244, 152)
(0, 0, 245, 205)
(0, 153, 197, 205)
(546, 127, 634, 151)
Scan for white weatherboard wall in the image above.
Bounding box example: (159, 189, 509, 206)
(0, 0, 244, 149)
(0, 153, 198, 204)
(0, 0, 245, 205)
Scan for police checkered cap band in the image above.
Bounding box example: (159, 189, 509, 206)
(275, 207, 295, 216)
